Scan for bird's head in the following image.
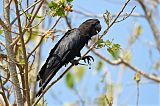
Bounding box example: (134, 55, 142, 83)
(78, 19, 101, 37)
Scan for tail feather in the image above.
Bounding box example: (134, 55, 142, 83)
(37, 62, 47, 81)
(36, 64, 63, 97)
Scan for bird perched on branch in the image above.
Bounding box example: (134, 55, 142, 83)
(36, 19, 101, 96)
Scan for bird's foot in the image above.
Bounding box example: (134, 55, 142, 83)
(82, 55, 94, 64)
(70, 59, 87, 66)
(70, 59, 79, 65)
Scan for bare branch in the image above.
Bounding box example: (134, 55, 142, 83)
(14, 0, 30, 105)
(115, 6, 136, 23)
(0, 40, 5, 47)
(0, 75, 9, 106)
(31, 5, 44, 104)
(10, 0, 42, 26)
(22, 0, 45, 35)
(138, 0, 160, 52)
(65, 16, 72, 29)
(0, 75, 27, 91)
(73, 10, 145, 18)
(89, 47, 160, 83)
(0, 18, 9, 30)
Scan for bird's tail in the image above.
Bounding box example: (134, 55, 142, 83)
(36, 64, 63, 97)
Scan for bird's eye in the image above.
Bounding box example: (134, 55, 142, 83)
(95, 23, 101, 30)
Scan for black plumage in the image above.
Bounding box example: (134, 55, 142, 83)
(36, 19, 101, 96)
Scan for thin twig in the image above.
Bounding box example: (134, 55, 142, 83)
(25, 17, 45, 30)
(73, 9, 145, 18)
(0, 18, 9, 30)
(116, 6, 136, 23)
(74, 88, 85, 106)
(0, 40, 5, 47)
(10, 0, 42, 26)
(136, 82, 140, 106)
(79, 0, 132, 60)
(64, 16, 72, 29)
(27, 17, 61, 60)
(9, 36, 20, 47)
(2, 70, 10, 86)
(0, 75, 9, 106)
(32, 64, 73, 106)
(0, 75, 27, 91)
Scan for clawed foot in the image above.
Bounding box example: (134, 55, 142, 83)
(70, 56, 94, 66)
(82, 55, 94, 64)
(70, 59, 87, 66)
(70, 59, 79, 65)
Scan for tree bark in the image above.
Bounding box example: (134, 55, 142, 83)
(3, 0, 24, 106)
(31, 5, 43, 104)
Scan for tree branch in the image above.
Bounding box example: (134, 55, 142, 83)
(10, 0, 42, 26)
(138, 0, 160, 52)
(14, 0, 30, 105)
(73, 10, 145, 18)
(31, 5, 44, 104)
(0, 18, 9, 30)
(0, 75, 9, 106)
(89, 47, 160, 83)
(22, 0, 45, 35)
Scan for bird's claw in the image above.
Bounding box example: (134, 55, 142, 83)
(70, 60, 79, 65)
(82, 55, 94, 64)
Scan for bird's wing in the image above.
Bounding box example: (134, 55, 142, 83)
(46, 28, 81, 73)
(38, 28, 81, 86)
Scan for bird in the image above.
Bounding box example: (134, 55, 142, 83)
(36, 19, 101, 96)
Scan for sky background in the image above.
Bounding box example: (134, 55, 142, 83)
(0, 0, 160, 106)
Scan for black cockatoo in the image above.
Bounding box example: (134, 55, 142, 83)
(36, 19, 101, 96)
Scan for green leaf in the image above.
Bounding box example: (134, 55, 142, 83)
(98, 39, 103, 43)
(105, 40, 111, 46)
(0, 29, 3, 35)
(26, 13, 32, 18)
(67, 0, 74, 2)
(60, 0, 65, 5)
(74, 66, 85, 82)
(97, 39, 104, 48)
(107, 48, 114, 56)
(20, 59, 25, 64)
(135, 24, 143, 36)
(96, 61, 103, 72)
(107, 47, 119, 59)
(65, 72, 74, 89)
(128, 23, 143, 45)
(48, 1, 58, 9)
(48, 1, 66, 17)
(122, 49, 132, 62)
(56, 7, 65, 16)
(35, 15, 43, 19)
(112, 44, 120, 50)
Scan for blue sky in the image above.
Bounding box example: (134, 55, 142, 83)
(0, 0, 160, 106)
